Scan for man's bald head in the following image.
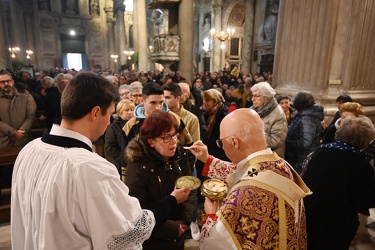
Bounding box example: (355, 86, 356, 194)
(220, 108, 267, 163)
(178, 82, 191, 104)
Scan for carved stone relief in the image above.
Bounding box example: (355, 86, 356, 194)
(41, 30, 56, 53)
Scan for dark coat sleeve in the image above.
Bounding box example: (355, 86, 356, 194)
(104, 123, 122, 169)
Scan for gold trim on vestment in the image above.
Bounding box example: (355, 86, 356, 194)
(216, 152, 311, 249)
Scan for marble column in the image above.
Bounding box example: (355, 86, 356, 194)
(136, 0, 148, 71)
(133, 0, 138, 55)
(0, 1, 9, 68)
(241, 0, 255, 76)
(114, 1, 126, 66)
(104, 7, 116, 68)
(10, 0, 27, 61)
(273, 0, 375, 121)
(178, 0, 193, 80)
(212, 0, 223, 72)
(23, 2, 36, 67)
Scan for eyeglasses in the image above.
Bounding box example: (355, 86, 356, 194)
(252, 95, 263, 99)
(0, 79, 13, 85)
(157, 133, 180, 143)
(120, 92, 130, 96)
(216, 135, 232, 148)
(132, 94, 142, 98)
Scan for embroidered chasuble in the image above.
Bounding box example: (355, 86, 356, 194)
(200, 152, 311, 250)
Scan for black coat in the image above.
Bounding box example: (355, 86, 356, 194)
(104, 116, 127, 174)
(43, 86, 61, 129)
(302, 146, 375, 250)
(124, 138, 194, 250)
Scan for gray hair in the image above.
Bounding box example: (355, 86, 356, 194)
(130, 81, 143, 88)
(245, 77, 252, 84)
(118, 84, 131, 94)
(250, 82, 276, 99)
(130, 85, 142, 94)
(335, 116, 375, 149)
(41, 76, 57, 88)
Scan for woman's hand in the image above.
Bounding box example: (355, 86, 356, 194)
(170, 186, 190, 204)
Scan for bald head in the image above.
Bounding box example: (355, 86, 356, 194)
(178, 82, 191, 104)
(220, 108, 267, 163)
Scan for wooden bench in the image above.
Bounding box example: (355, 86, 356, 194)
(0, 146, 23, 223)
(0, 146, 23, 165)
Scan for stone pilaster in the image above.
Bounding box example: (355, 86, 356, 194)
(133, 0, 138, 54)
(136, 0, 148, 71)
(241, 0, 254, 75)
(10, 0, 27, 60)
(212, 0, 223, 72)
(104, 7, 116, 67)
(274, 0, 375, 121)
(114, 0, 126, 66)
(0, 1, 9, 68)
(178, 0, 193, 80)
(23, 2, 36, 66)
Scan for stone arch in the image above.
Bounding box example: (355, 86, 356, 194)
(222, 0, 245, 29)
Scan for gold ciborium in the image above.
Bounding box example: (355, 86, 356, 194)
(201, 179, 228, 201)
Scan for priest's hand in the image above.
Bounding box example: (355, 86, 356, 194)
(204, 197, 220, 214)
(186, 140, 209, 163)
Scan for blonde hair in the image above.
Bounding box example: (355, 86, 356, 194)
(340, 102, 364, 116)
(116, 100, 135, 116)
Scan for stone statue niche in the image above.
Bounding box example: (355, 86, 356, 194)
(259, 0, 279, 43)
(90, 0, 100, 17)
(151, 9, 165, 36)
(64, 0, 78, 15)
(203, 13, 211, 32)
(38, 0, 51, 11)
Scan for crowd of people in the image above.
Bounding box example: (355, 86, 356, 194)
(1, 65, 375, 249)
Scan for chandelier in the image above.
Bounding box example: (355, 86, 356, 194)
(26, 50, 33, 59)
(9, 47, 20, 58)
(111, 54, 118, 62)
(124, 50, 134, 60)
(210, 28, 235, 49)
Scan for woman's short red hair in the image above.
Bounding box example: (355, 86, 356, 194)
(140, 112, 179, 142)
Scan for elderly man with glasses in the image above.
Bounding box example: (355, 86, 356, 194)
(0, 72, 35, 189)
(0, 72, 35, 148)
(187, 109, 311, 249)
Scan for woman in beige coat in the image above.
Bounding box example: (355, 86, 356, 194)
(250, 82, 288, 158)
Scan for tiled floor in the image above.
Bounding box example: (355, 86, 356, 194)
(2, 213, 375, 250)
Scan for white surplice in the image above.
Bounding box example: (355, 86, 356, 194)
(11, 124, 155, 250)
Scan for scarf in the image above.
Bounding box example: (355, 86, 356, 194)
(251, 97, 278, 118)
(202, 102, 222, 139)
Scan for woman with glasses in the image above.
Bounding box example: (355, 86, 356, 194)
(124, 112, 194, 250)
(250, 82, 288, 158)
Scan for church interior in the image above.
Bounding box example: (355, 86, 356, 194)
(1, 0, 375, 249)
